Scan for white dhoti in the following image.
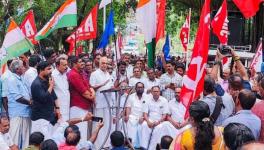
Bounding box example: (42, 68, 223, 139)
(148, 122, 192, 150)
(124, 118, 141, 148)
(31, 119, 54, 140)
(93, 107, 114, 149)
(59, 100, 70, 121)
(70, 106, 89, 141)
(140, 121, 176, 150)
(9, 117, 31, 150)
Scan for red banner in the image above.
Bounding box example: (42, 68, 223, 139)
(233, 0, 263, 19)
(180, 13, 191, 51)
(66, 4, 98, 54)
(180, 0, 211, 118)
(20, 10, 38, 45)
(211, 0, 229, 45)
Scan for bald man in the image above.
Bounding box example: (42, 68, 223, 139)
(90, 56, 114, 148)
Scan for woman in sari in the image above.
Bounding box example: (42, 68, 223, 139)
(169, 101, 225, 150)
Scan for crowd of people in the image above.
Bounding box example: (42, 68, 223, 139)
(1, 47, 264, 150)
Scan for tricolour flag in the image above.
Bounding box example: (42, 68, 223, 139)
(35, 0, 77, 40)
(155, 0, 166, 55)
(233, 0, 263, 19)
(211, 0, 229, 45)
(66, 4, 98, 55)
(0, 19, 33, 66)
(20, 10, 38, 45)
(251, 38, 263, 72)
(136, 0, 157, 68)
(180, 0, 211, 118)
(180, 11, 191, 51)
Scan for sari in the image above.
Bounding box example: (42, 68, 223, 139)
(169, 127, 225, 150)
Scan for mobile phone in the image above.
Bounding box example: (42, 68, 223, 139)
(92, 116, 103, 122)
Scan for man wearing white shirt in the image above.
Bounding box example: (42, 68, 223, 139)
(129, 67, 146, 87)
(140, 86, 169, 150)
(0, 114, 18, 150)
(124, 82, 149, 148)
(122, 53, 133, 79)
(145, 69, 160, 94)
(24, 55, 41, 96)
(52, 57, 70, 121)
(90, 56, 114, 148)
(160, 87, 187, 139)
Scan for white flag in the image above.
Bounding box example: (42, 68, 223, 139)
(99, 0, 111, 9)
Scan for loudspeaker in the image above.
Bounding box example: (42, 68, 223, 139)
(210, 11, 245, 46)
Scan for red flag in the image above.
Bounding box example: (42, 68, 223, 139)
(250, 38, 263, 72)
(156, 0, 166, 43)
(180, 0, 211, 118)
(233, 0, 263, 19)
(20, 10, 38, 45)
(66, 4, 98, 55)
(211, 0, 229, 45)
(180, 11, 191, 51)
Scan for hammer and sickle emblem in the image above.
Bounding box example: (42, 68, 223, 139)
(182, 56, 206, 91)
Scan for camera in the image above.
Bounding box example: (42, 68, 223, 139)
(219, 45, 232, 57)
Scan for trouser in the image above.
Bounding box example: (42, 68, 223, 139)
(31, 119, 54, 140)
(70, 106, 90, 141)
(93, 107, 114, 149)
(9, 117, 31, 150)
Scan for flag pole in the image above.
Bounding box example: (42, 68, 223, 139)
(186, 8, 191, 71)
(74, 30, 77, 56)
(103, 7, 106, 30)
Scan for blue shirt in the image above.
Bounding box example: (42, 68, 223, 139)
(7, 73, 31, 118)
(201, 93, 235, 126)
(223, 110, 261, 139)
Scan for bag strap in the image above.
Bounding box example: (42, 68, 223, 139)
(210, 96, 223, 124)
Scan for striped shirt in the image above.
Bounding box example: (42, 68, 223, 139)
(159, 72, 182, 101)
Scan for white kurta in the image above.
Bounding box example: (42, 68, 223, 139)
(90, 69, 114, 148)
(140, 96, 169, 150)
(52, 69, 70, 121)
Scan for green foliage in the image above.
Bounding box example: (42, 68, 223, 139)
(0, 0, 232, 52)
